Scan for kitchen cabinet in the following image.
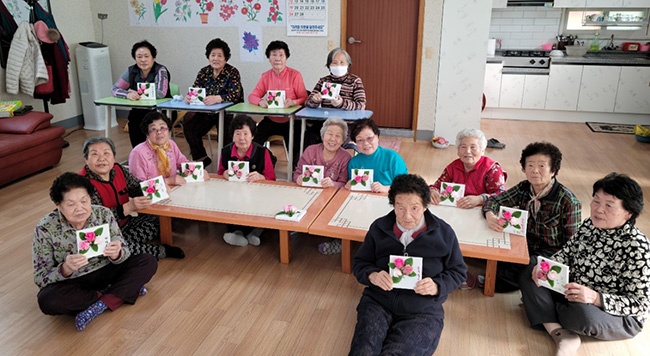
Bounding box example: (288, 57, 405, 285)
(546, 64, 583, 111)
(577, 66, 621, 112)
(522, 75, 549, 109)
(499, 74, 525, 109)
(492, 0, 507, 8)
(553, 0, 586, 7)
(623, 0, 650, 7)
(484, 63, 503, 107)
(585, 0, 623, 6)
(615, 67, 650, 114)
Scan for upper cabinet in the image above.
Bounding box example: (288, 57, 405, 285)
(585, 0, 623, 6)
(554, 0, 586, 7)
(556, 0, 650, 6)
(493, 0, 507, 8)
(623, 0, 650, 7)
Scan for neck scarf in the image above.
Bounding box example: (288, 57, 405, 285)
(396, 216, 425, 247)
(527, 178, 555, 218)
(148, 139, 171, 177)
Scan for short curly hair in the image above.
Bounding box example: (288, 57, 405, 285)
(140, 111, 172, 135)
(388, 174, 431, 207)
(592, 172, 643, 226)
(205, 38, 231, 61)
(350, 119, 380, 142)
(131, 40, 157, 59)
(265, 40, 290, 58)
(229, 114, 257, 138)
(50, 172, 95, 205)
(519, 142, 562, 176)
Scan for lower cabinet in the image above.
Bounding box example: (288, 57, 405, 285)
(484, 63, 503, 107)
(499, 74, 525, 108)
(499, 74, 549, 109)
(615, 66, 650, 114)
(545, 64, 583, 111)
(577, 66, 621, 113)
(522, 75, 549, 109)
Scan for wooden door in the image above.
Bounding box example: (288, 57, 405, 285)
(343, 0, 420, 129)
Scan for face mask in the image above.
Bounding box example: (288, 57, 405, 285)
(330, 65, 348, 77)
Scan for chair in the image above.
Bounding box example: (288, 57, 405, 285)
(169, 83, 185, 138)
(264, 135, 289, 162)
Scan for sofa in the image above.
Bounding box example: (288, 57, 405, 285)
(0, 111, 65, 187)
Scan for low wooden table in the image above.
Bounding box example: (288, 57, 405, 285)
(141, 176, 337, 264)
(308, 190, 529, 296)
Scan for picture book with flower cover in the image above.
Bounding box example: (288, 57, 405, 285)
(389, 255, 423, 290)
(227, 161, 249, 182)
(136, 83, 156, 100)
(76, 224, 110, 258)
(350, 168, 373, 191)
(438, 182, 466, 207)
(301, 165, 324, 187)
(498, 206, 528, 236)
(275, 204, 305, 222)
(265, 90, 285, 108)
(537, 256, 569, 294)
(188, 87, 206, 105)
(140, 175, 169, 203)
(179, 162, 204, 182)
(321, 82, 341, 100)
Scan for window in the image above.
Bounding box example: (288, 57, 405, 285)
(563, 9, 649, 39)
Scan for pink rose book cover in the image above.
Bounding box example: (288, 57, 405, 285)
(537, 256, 569, 294)
(321, 82, 341, 100)
(389, 255, 423, 290)
(439, 182, 466, 207)
(350, 168, 373, 191)
(498, 206, 528, 236)
(188, 87, 206, 105)
(301, 165, 324, 187)
(227, 161, 249, 182)
(140, 175, 169, 203)
(76, 223, 110, 258)
(265, 90, 285, 108)
(136, 82, 156, 100)
(180, 162, 204, 182)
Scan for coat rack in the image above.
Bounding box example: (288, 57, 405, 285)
(25, 0, 53, 113)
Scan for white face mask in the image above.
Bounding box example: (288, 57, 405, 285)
(330, 65, 348, 77)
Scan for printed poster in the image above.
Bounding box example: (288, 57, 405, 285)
(287, 0, 327, 36)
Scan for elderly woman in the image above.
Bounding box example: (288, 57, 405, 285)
(350, 174, 466, 355)
(305, 47, 366, 110)
(482, 142, 581, 293)
(112, 40, 170, 147)
(430, 128, 507, 208)
(79, 137, 185, 259)
(521, 173, 648, 356)
(34, 173, 157, 331)
(128, 111, 189, 186)
(183, 38, 244, 167)
(248, 40, 309, 167)
(293, 117, 351, 188)
(217, 115, 276, 246)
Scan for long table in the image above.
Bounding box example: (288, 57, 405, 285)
(140, 177, 337, 264)
(94, 97, 171, 138)
(308, 190, 529, 297)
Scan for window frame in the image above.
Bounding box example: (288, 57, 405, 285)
(561, 8, 650, 40)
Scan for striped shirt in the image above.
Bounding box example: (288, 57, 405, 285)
(306, 73, 366, 110)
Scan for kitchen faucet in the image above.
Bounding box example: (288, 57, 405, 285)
(604, 34, 616, 50)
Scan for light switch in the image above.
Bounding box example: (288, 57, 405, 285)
(425, 47, 434, 59)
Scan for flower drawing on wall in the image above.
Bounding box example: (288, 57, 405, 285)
(153, 0, 168, 22)
(196, 0, 215, 14)
(219, 0, 238, 21)
(174, 0, 192, 22)
(242, 31, 259, 53)
(266, 0, 282, 23)
(130, 0, 147, 20)
(241, 0, 261, 21)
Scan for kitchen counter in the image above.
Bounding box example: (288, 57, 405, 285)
(487, 56, 505, 63)
(551, 55, 650, 66)
(502, 67, 550, 74)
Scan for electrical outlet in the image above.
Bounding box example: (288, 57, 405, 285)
(98, 13, 108, 20)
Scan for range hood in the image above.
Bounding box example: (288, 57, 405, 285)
(507, 0, 554, 6)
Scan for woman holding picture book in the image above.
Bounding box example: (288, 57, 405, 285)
(521, 173, 649, 356)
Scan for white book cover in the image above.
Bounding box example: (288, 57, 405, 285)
(179, 162, 204, 182)
(537, 256, 570, 294)
(498, 206, 528, 236)
(227, 161, 250, 182)
(438, 182, 466, 207)
(137, 82, 156, 100)
(275, 205, 305, 222)
(265, 90, 286, 108)
(76, 223, 110, 258)
(389, 255, 423, 290)
(301, 165, 324, 187)
(188, 87, 206, 105)
(350, 168, 374, 191)
(321, 82, 342, 100)
(140, 175, 169, 203)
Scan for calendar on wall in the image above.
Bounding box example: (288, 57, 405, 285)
(287, 0, 327, 37)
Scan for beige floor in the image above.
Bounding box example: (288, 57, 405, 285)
(1, 118, 649, 355)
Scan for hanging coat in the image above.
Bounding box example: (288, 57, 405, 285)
(33, 2, 70, 104)
(6, 22, 48, 95)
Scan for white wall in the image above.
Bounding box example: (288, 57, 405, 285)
(489, 7, 562, 49)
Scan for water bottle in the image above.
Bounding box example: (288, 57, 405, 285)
(590, 32, 600, 51)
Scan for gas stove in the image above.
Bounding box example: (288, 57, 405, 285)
(499, 50, 550, 68)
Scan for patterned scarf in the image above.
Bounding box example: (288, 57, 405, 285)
(527, 177, 555, 218)
(148, 139, 171, 177)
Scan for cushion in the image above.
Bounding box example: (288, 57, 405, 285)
(0, 111, 54, 134)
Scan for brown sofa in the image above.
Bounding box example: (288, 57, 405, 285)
(0, 111, 65, 187)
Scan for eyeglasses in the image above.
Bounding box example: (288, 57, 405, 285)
(148, 127, 169, 134)
(356, 135, 377, 145)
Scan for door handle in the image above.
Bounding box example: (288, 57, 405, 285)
(347, 36, 362, 44)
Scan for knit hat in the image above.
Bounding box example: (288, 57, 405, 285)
(34, 21, 60, 44)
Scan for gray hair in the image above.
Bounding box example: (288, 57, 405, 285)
(455, 128, 487, 150)
(320, 117, 348, 141)
(326, 48, 352, 69)
(82, 137, 116, 159)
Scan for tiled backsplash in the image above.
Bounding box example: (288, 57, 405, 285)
(489, 8, 562, 49)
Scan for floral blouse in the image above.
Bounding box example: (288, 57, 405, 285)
(552, 218, 650, 324)
(192, 63, 244, 104)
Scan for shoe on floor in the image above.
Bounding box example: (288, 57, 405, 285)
(223, 231, 248, 246)
(318, 240, 342, 255)
(460, 272, 484, 290)
(163, 244, 185, 259)
(246, 228, 263, 246)
(487, 138, 506, 149)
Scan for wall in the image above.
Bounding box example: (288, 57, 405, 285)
(0, 0, 95, 126)
(489, 7, 562, 49)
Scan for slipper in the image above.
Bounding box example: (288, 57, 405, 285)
(459, 272, 484, 290)
(487, 138, 506, 149)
